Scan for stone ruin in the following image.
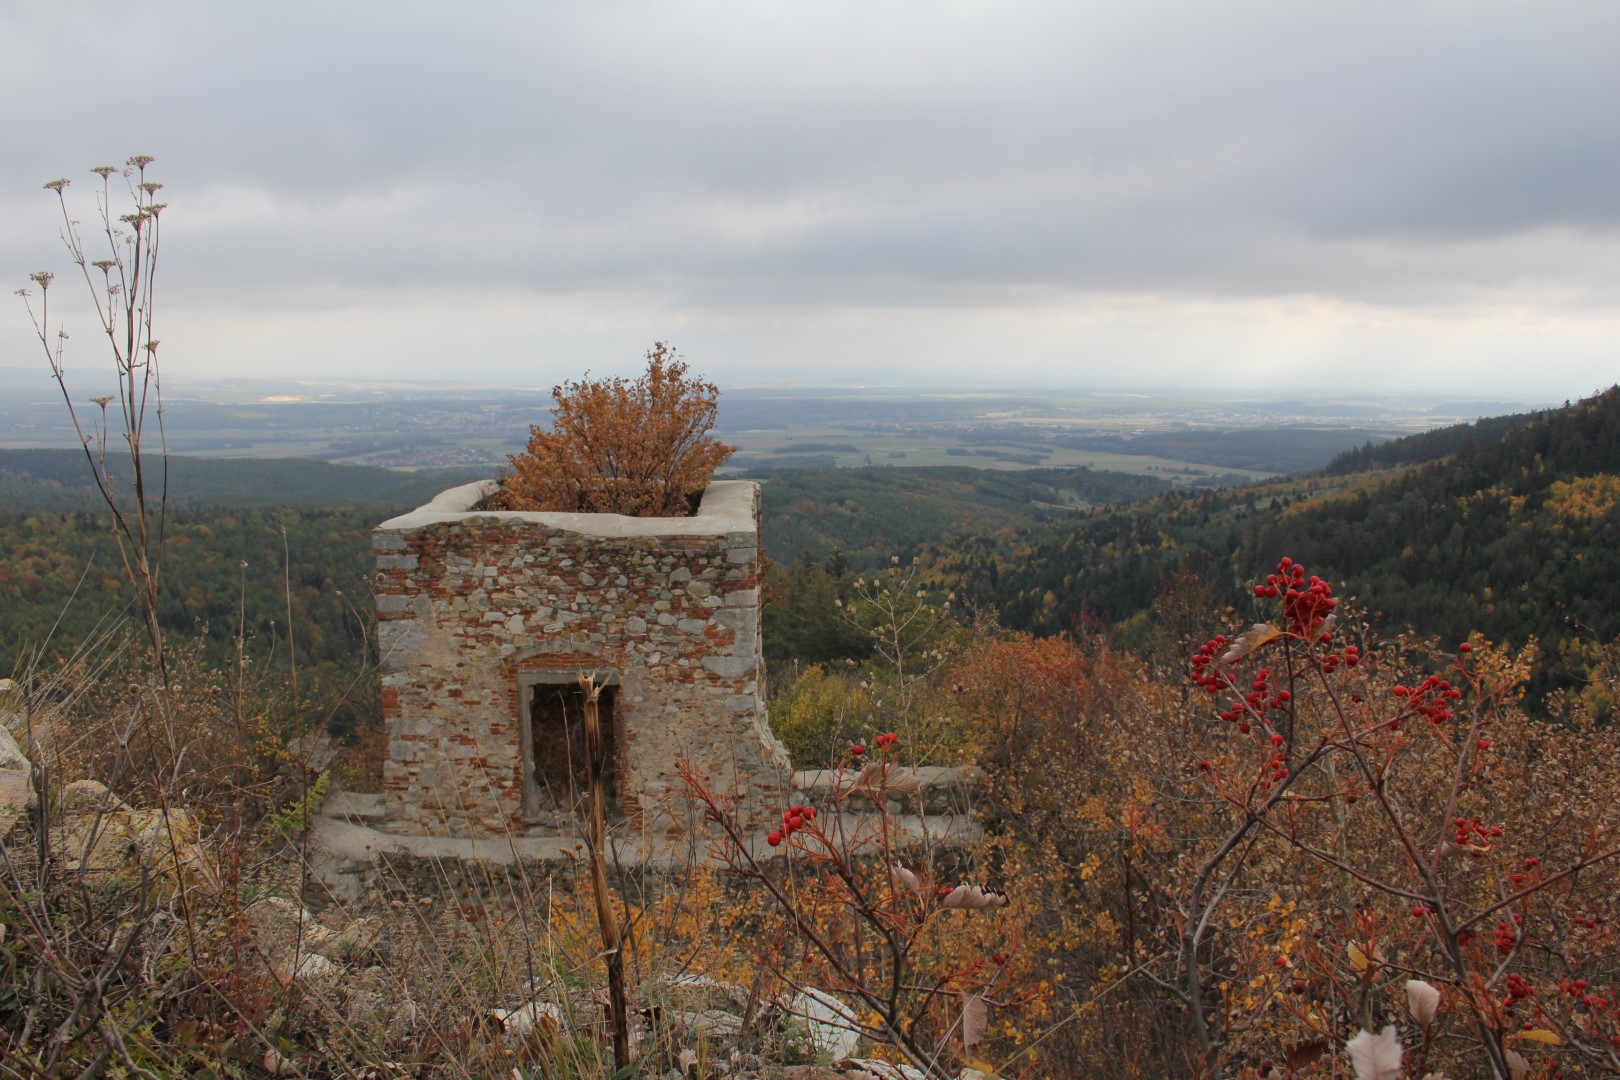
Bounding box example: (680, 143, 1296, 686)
(371, 479, 791, 838)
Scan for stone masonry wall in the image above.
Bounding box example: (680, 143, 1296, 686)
(374, 480, 790, 837)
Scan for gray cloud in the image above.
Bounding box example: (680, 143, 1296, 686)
(3, 0, 1619, 393)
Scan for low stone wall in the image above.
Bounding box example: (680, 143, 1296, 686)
(374, 480, 789, 837)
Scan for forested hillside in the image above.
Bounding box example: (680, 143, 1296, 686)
(936, 386, 1620, 696)
(748, 464, 1167, 571)
(0, 455, 499, 733)
(1322, 407, 1546, 474)
(1252, 386, 1620, 652)
(0, 449, 484, 509)
(0, 505, 387, 734)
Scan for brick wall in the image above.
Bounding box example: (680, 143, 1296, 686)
(374, 480, 789, 836)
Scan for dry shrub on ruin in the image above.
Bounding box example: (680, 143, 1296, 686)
(499, 343, 735, 516)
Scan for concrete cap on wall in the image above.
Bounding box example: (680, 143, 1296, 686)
(376, 479, 758, 539)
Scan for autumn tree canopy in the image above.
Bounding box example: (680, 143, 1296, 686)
(499, 343, 735, 516)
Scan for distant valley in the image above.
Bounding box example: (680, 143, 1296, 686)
(0, 367, 1546, 479)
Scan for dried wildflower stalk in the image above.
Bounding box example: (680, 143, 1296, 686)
(18, 157, 170, 678)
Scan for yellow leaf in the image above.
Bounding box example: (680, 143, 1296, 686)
(1513, 1029, 1563, 1045)
(1347, 942, 1375, 972)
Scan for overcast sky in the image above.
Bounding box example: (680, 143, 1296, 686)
(3, 1, 1618, 399)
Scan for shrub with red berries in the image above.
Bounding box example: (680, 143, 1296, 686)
(672, 730, 1022, 1077)
(1175, 557, 1620, 1076)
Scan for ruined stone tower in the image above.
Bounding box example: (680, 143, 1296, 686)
(372, 479, 789, 837)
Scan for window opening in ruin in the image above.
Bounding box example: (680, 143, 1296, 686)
(524, 679, 621, 822)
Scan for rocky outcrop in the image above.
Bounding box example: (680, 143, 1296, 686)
(0, 678, 23, 735)
(0, 682, 34, 837)
(48, 780, 208, 880)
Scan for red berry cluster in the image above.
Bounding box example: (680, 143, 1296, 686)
(1574, 915, 1604, 931)
(1247, 669, 1289, 714)
(851, 732, 899, 759)
(1505, 972, 1534, 1002)
(1226, 669, 1293, 732)
(766, 803, 818, 847)
(1495, 911, 1524, 956)
(1191, 637, 1236, 689)
(1254, 558, 1339, 636)
(1560, 978, 1611, 1010)
(1189, 647, 1267, 732)
(1393, 674, 1463, 724)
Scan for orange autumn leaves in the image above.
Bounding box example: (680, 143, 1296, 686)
(499, 343, 735, 517)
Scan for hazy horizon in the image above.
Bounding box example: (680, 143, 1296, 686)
(0, 363, 1567, 413)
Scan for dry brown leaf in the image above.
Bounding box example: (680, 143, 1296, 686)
(1220, 622, 1282, 665)
(855, 762, 923, 797)
(891, 861, 925, 891)
(962, 992, 988, 1050)
(1284, 1037, 1328, 1072)
(1347, 942, 1380, 972)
